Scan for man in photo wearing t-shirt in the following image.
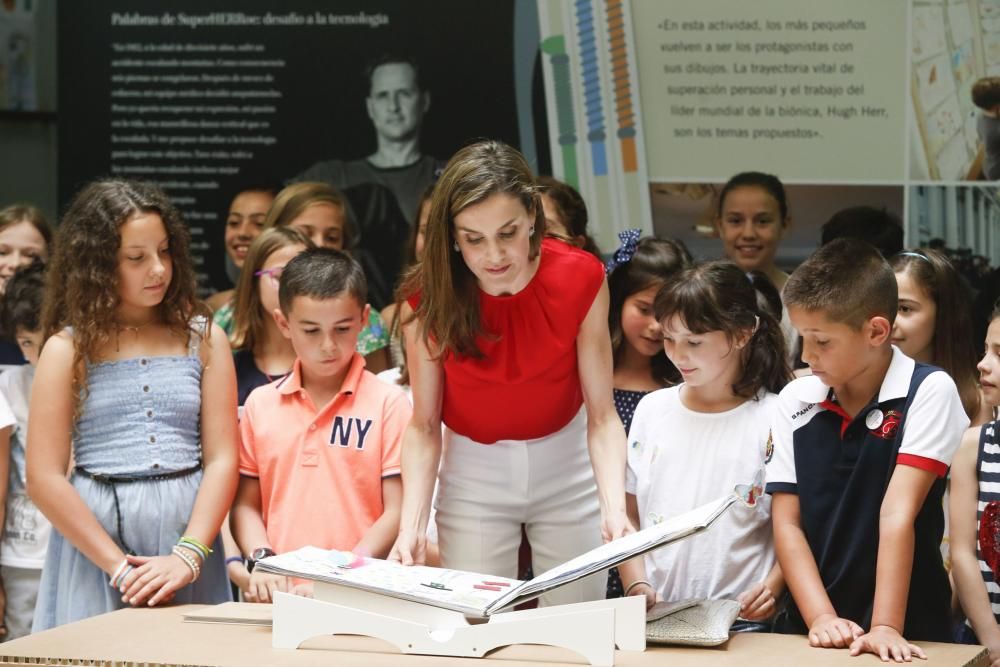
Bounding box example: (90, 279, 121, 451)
(293, 54, 440, 309)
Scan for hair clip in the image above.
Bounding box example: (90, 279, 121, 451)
(605, 228, 642, 274)
(896, 250, 931, 262)
(254, 266, 284, 279)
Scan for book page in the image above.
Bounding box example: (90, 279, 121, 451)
(505, 493, 737, 605)
(257, 546, 523, 616)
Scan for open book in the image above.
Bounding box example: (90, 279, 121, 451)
(256, 471, 763, 618)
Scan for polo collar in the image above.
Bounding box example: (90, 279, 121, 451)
(789, 345, 914, 407)
(277, 353, 367, 397)
(876, 345, 915, 404)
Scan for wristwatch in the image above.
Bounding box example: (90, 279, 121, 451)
(247, 547, 276, 573)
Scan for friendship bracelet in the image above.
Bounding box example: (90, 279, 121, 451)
(111, 563, 134, 590)
(109, 559, 129, 586)
(179, 536, 213, 557)
(623, 580, 652, 597)
(171, 546, 201, 582)
(113, 565, 134, 590)
(176, 539, 209, 561)
(180, 537, 210, 555)
(224, 555, 244, 567)
(175, 542, 206, 564)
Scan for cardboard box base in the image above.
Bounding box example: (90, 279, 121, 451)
(0, 604, 987, 667)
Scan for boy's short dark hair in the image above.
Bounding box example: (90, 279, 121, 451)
(821, 206, 903, 258)
(973, 77, 1000, 110)
(278, 248, 367, 315)
(2, 261, 45, 337)
(784, 238, 897, 329)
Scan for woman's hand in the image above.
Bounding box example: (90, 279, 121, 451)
(119, 553, 196, 607)
(388, 529, 427, 566)
(601, 506, 633, 543)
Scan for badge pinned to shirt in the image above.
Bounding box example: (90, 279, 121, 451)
(868, 409, 902, 440)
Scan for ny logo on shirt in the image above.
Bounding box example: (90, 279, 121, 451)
(330, 416, 373, 450)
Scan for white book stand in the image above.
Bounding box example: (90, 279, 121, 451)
(271, 582, 646, 666)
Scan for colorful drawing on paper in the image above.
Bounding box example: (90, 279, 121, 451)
(951, 41, 975, 86)
(925, 95, 963, 155)
(917, 52, 958, 111)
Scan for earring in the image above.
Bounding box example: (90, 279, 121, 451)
(529, 226, 535, 237)
(453, 241, 460, 252)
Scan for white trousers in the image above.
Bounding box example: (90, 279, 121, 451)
(435, 408, 604, 606)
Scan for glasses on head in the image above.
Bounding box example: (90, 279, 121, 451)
(254, 266, 284, 286)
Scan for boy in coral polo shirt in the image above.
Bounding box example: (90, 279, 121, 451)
(232, 248, 411, 602)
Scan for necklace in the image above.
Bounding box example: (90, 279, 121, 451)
(114, 320, 156, 351)
(117, 322, 154, 335)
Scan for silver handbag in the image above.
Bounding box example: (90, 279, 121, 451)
(645, 599, 741, 646)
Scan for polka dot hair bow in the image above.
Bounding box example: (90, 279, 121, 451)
(605, 228, 642, 275)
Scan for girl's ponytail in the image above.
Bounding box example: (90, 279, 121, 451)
(742, 271, 791, 396)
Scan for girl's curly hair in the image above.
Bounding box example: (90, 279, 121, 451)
(42, 180, 210, 422)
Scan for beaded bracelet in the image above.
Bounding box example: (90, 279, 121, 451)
(171, 546, 201, 582)
(172, 546, 201, 582)
(175, 542, 206, 564)
(623, 580, 652, 597)
(178, 536, 212, 559)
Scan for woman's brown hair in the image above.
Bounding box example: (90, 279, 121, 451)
(229, 227, 313, 352)
(42, 179, 209, 421)
(398, 140, 544, 358)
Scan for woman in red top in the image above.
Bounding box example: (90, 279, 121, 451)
(390, 141, 629, 605)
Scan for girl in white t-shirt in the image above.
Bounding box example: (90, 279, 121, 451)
(619, 261, 791, 631)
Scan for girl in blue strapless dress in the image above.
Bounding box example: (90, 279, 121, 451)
(30, 180, 238, 631)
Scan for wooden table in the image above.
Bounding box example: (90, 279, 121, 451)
(0, 604, 986, 667)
